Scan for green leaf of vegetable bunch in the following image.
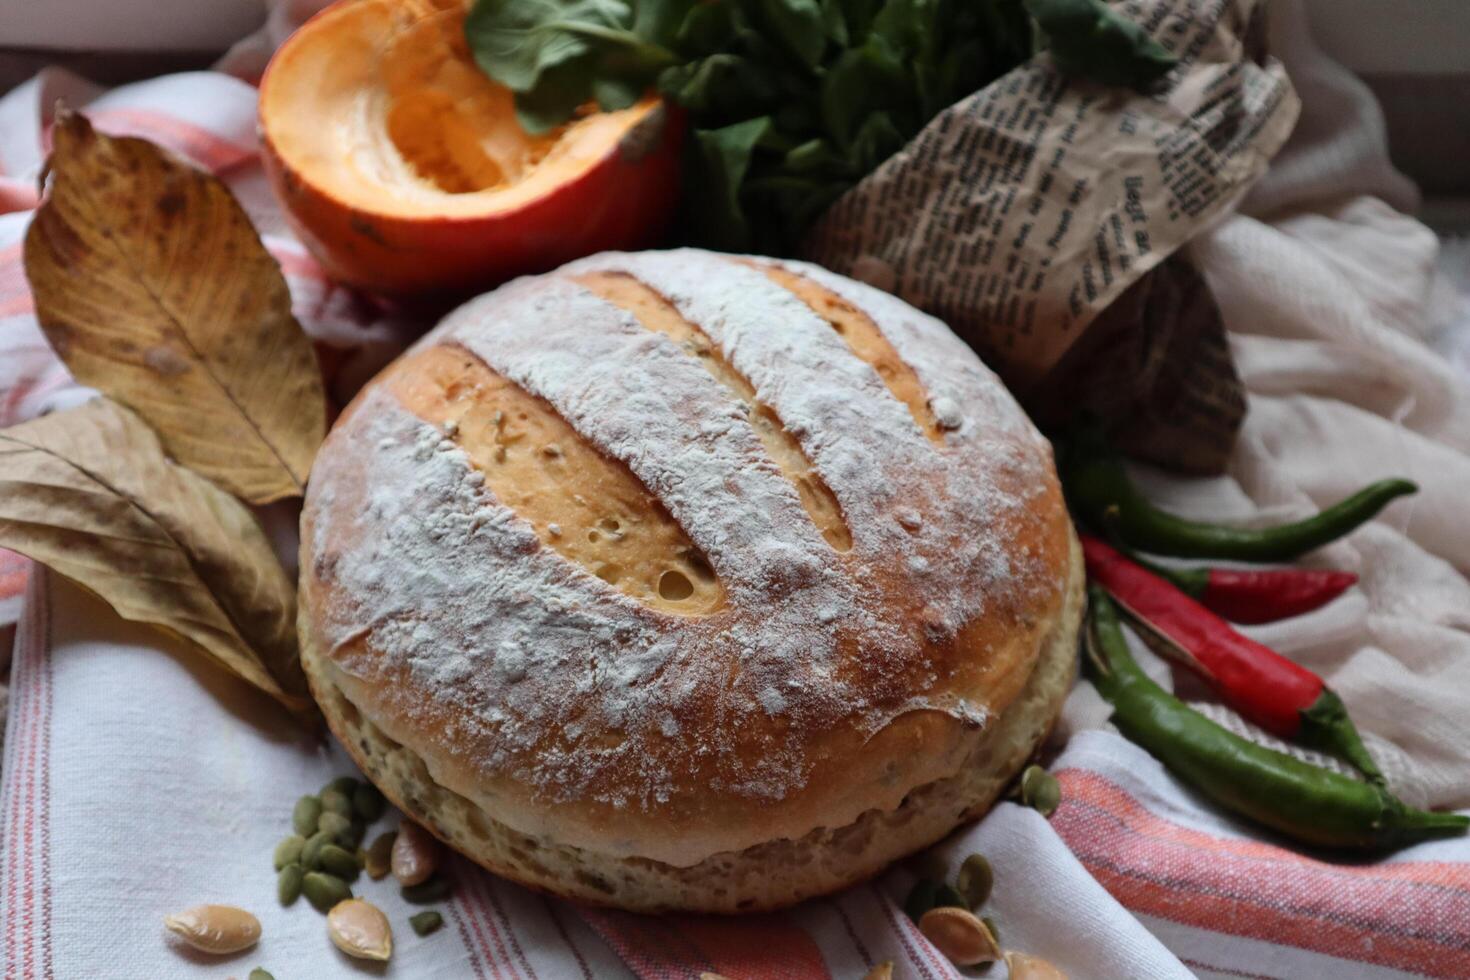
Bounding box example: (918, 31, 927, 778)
(1024, 0, 1177, 89)
(685, 117, 773, 250)
(465, 0, 684, 132)
(464, 0, 1179, 246)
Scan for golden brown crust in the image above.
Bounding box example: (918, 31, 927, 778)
(301, 532, 1082, 912)
(298, 249, 1080, 897)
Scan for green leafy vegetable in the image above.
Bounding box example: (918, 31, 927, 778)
(465, 0, 1178, 248)
(463, 0, 681, 134)
(1025, 0, 1177, 88)
(688, 118, 773, 250)
(464, 0, 627, 92)
(748, 0, 828, 68)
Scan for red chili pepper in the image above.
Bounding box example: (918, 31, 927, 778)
(1129, 558, 1358, 624)
(1197, 568, 1357, 624)
(1081, 534, 1383, 782)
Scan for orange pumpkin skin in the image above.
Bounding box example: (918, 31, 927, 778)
(257, 0, 685, 298)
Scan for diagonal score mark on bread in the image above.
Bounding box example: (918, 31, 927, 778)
(752, 263, 946, 444)
(575, 270, 853, 552)
(378, 343, 726, 614)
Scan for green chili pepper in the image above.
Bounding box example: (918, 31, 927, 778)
(1060, 427, 1417, 562)
(1085, 586, 1467, 850)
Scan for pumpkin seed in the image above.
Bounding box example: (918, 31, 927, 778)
(933, 883, 967, 910)
(391, 821, 440, 886)
(323, 775, 360, 797)
(862, 963, 894, 980)
(292, 795, 322, 836)
(903, 878, 939, 923)
(353, 782, 386, 822)
(409, 910, 444, 937)
(278, 863, 304, 906)
(249, 969, 275, 980)
(401, 875, 452, 904)
(302, 871, 352, 913)
(365, 831, 396, 880)
(319, 843, 362, 882)
(956, 853, 993, 908)
(1021, 765, 1061, 817)
(318, 811, 358, 848)
(273, 835, 305, 871)
(163, 904, 261, 954)
(301, 830, 333, 870)
(320, 788, 354, 818)
(1005, 950, 1069, 979)
(982, 915, 1001, 947)
(328, 898, 393, 961)
(918, 907, 1000, 966)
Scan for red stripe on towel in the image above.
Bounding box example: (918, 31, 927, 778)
(1054, 768, 1470, 977)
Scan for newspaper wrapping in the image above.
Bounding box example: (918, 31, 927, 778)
(800, 0, 1299, 472)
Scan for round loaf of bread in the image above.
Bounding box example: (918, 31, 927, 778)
(298, 248, 1083, 913)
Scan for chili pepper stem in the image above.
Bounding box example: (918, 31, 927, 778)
(1299, 689, 1385, 785)
(1133, 555, 1210, 598)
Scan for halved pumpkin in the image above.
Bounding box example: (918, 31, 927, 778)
(259, 0, 684, 296)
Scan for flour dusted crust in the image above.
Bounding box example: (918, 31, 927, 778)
(298, 248, 1081, 911)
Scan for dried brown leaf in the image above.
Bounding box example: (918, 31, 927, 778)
(23, 107, 325, 504)
(0, 398, 310, 711)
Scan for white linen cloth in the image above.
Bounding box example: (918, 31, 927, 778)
(4, 1, 1470, 977)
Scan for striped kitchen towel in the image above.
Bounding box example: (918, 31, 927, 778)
(0, 569, 1189, 979)
(5, 570, 1467, 979)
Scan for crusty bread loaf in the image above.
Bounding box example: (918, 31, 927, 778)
(298, 248, 1082, 912)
